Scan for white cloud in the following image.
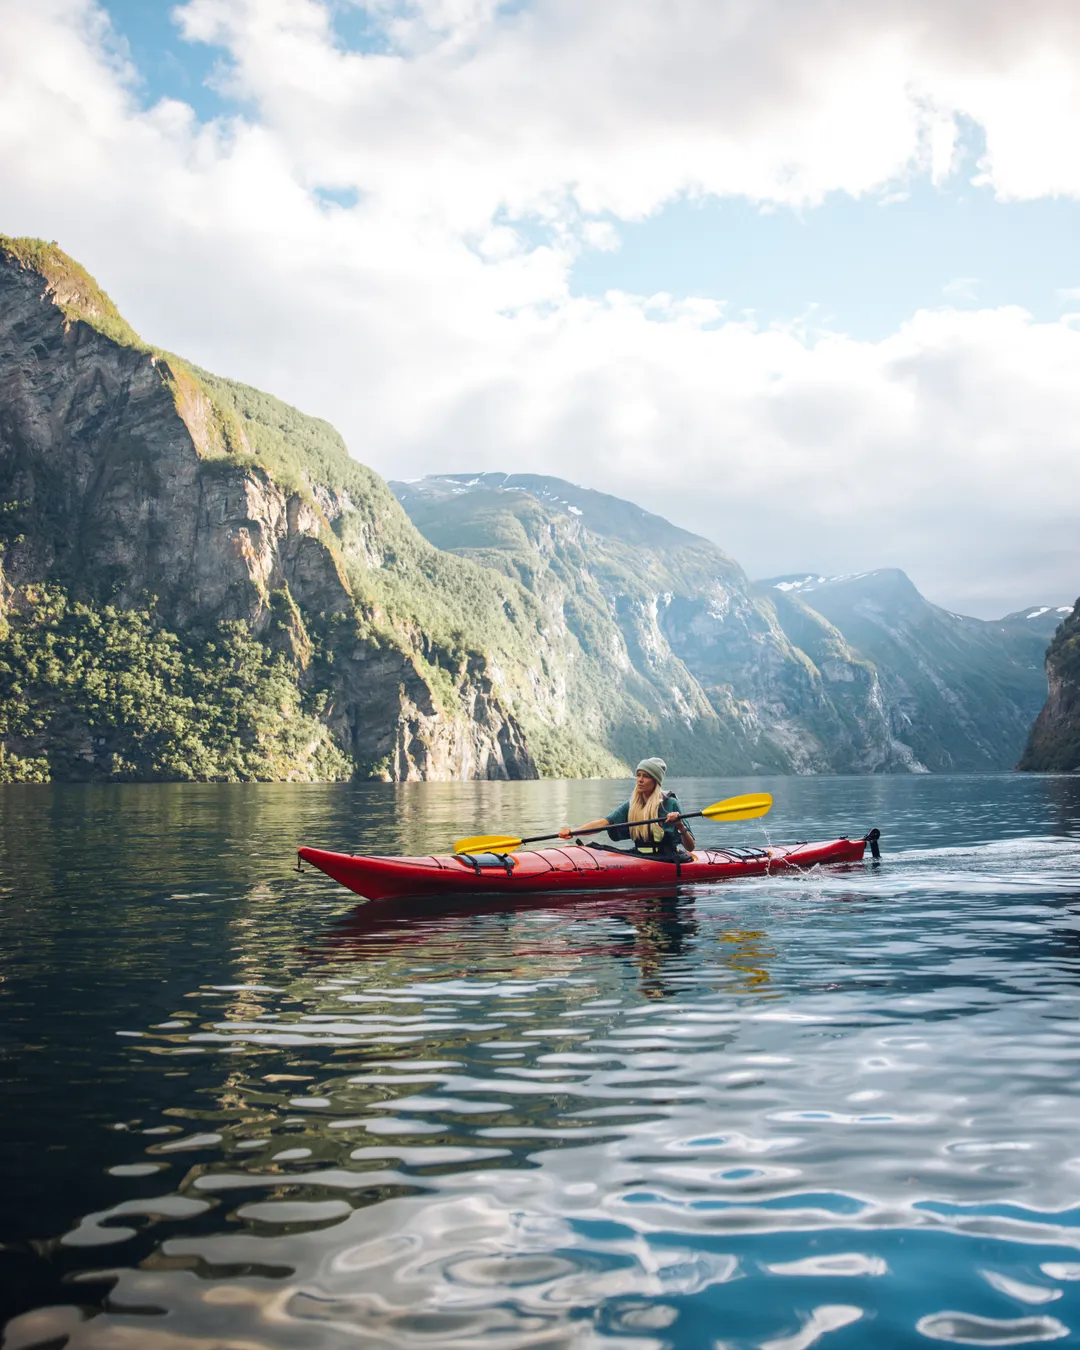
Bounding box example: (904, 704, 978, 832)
(1, 0, 1080, 614)
(168, 0, 1080, 221)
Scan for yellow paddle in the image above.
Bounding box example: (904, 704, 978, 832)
(453, 792, 773, 855)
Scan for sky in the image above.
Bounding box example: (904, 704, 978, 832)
(2, 0, 1080, 616)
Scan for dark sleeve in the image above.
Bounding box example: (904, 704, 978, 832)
(606, 800, 631, 842)
(663, 794, 689, 845)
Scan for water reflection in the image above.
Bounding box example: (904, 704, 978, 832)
(5, 775, 1080, 1348)
(318, 888, 777, 1006)
(1045, 773, 1080, 839)
(610, 894, 698, 1000)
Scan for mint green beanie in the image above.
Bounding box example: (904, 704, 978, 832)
(635, 757, 667, 786)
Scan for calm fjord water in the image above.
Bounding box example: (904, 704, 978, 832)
(3, 774, 1080, 1349)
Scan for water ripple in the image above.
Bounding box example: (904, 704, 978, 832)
(7, 776, 1080, 1346)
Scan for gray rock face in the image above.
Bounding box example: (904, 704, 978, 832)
(395, 475, 1056, 775)
(760, 571, 1055, 770)
(392, 475, 916, 774)
(1019, 600, 1080, 771)
(0, 240, 535, 781)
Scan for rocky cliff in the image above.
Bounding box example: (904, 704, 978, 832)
(396, 476, 1056, 775)
(392, 474, 917, 774)
(1018, 600, 1080, 771)
(760, 571, 1055, 770)
(0, 238, 593, 781)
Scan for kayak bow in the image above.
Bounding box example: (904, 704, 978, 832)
(297, 832, 878, 904)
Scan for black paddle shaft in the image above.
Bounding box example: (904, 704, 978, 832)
(520, 809, 701, 847)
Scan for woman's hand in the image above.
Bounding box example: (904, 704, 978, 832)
(668, 811, 696, 851)
(558, 826, 572, 839)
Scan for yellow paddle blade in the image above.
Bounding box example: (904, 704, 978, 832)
(453, 833, 523, 855)
(700, 792, 773, 822)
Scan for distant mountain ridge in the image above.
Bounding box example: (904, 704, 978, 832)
(1000, 605, 1076, 638)
(395, 473, 917, 774)
(757, 570, 1057, 771)
(400, 472, 704, 548)
(395, 477, 1056, 774)
(768, 573, 1071, 638)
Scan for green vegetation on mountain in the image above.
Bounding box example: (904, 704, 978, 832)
(195, 381, 623, 775)
(1019, 600, 1080, 771)
(394, 475, 747, 771)
(0, 239, 621, 781)
(192, 366, 361, 500)
(393, 475, 912, 774)
(0, 235, 147, 351)
(0, 589, 349, 782)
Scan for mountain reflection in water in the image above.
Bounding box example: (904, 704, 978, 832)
(3, 773, 1080, 1348)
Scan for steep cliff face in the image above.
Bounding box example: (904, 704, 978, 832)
(759, 587, 923, 773)
(2, 238, 1052, 784)
(761, 571, 1054, 771)
(392, 474, 912, 774)
(0, 260, 342, 630)
(0, 238, 563, 781)
(1019, 601, 1080, 771)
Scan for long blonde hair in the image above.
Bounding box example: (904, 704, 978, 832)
(628, 780, 666, 844)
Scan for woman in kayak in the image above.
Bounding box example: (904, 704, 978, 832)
(558, 757, 696, 861)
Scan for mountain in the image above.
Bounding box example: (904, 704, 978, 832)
(393, 474, 921, 774)
(759, 571, 1056, 770)
(0, 237, 619, 782)
(1018, 600, 1080, 771)
(396, 478, 1058, 775)
(1000, 605, 1075, 640)
(0, 236, 1054, 784)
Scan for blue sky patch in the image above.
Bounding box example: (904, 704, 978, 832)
(328, 2, 395, 54)
(571, 181, 1080, 340)
(99, 0, 237, 122)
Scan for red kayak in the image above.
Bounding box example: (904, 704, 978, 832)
(297, 833, 877, 903)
